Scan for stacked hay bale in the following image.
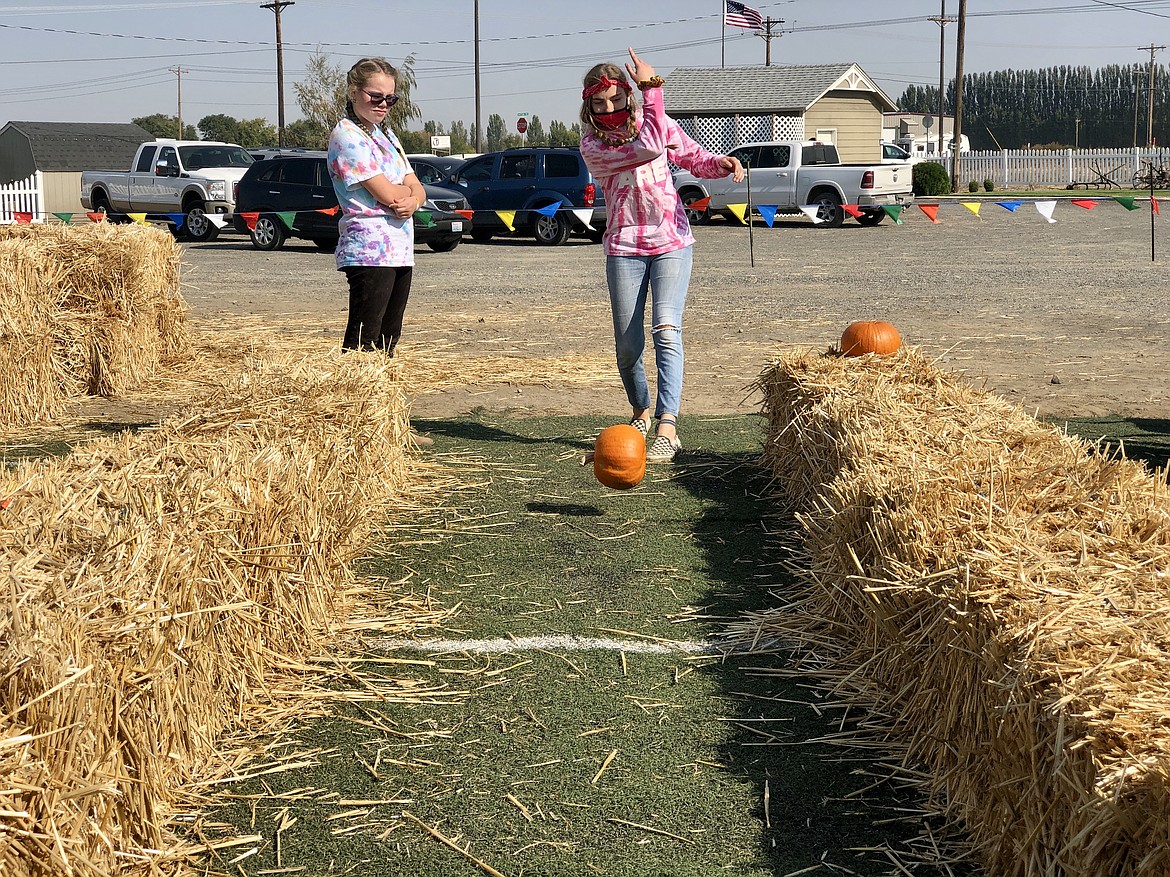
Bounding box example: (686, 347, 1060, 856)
(0, 351, 421, 877)
(0, 223, 186, 426)
(749, 349, 1170, 876)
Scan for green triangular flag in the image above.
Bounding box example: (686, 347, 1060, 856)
(415, 208, 436, 228)
(52, 212, 73, 224)
(881, 204, 904, 225)
(1112, 196, 1140, 211)
(276, 211, 298, 229)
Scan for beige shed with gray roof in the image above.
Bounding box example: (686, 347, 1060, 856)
(663, 63, 899, 163)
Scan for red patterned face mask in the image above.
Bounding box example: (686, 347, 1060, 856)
(593, 107, 631, 129)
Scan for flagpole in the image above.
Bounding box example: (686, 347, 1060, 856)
(721, 0, 726, 67)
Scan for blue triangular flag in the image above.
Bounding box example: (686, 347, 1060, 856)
(165, 213, 186, 230)
(756, 205, 778, 228)
(533, 200, 563, 217)
(996, 201, 1023, 212)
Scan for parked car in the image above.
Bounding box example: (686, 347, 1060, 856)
(407, 154, 467, 187)
(672, 140, 914, 228)
(231, 152, 470, 252)
(880, 142, 913, 164)
(448, 147, 606, 245)
(81, 139, 254, 241)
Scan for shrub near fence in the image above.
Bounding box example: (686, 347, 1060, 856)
(920, 147, 1169, 189)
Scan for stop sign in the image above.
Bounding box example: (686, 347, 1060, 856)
(517, 117, 528, 134)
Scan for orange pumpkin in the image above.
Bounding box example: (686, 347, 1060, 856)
(840, 320, 902, 357)
(592, 424, 646, 490)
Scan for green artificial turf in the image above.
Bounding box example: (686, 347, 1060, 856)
(191, 413, 972, 877)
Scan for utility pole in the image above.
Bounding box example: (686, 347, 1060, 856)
(929, 2, 955, 156)
(950, 0, 966, 193)
(169, 66, 188, 139)
(474, 0, 482, 152)
(1139, 44, 1165, 148)
(1134, 66, 1145, 148)
(261, 1, 294, 147)
(762, 18, 784, 66)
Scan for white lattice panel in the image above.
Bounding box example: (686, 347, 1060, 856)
(774, 115, 803, 140)
(693, 116, 737, 154)
(736, 115, 772, 144)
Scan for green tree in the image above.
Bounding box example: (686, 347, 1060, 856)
(449, 120, 470, 153)
(294, 49, 422, 137)
(525, 114, 546, 147)
(285, 119, 328, 149)
(132, 113, 196, 140)
(236, 118, 278, 147)
(548, 120, 573, 147)
(197, 114, 240, 143)
(486, 113, 508, 151)
(398, 130, 431, 153)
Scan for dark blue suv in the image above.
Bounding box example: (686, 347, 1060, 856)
(450, 148, 606, 245)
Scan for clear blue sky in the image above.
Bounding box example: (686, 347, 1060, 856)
(0, 0, 1166, 135)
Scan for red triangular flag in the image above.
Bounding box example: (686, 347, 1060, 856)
(842, 203, 863, 218)
(87, 212, 106, 222)
(1070, 199, 1098, 210)
(13, 212, 33, 224)
(456, 209, 474, 221)
(918, 204, 941, 223)
(686, 196, 711, 212)
(1153, 197, 1160, 216)
(239, 211, 260, 231)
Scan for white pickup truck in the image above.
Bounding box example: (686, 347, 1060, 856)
(672, 140, 914, 228)
(81, 140, 254, 241)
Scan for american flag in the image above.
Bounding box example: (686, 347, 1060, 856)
(725, 0, 764, 30)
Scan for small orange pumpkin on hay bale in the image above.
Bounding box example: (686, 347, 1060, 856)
(839, 320, 902, 357)
(591, 424, 646, 490)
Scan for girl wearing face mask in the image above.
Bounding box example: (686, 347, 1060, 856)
(579, 48, 743, 463)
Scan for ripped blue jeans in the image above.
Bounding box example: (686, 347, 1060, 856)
(605, 246, 693, 419)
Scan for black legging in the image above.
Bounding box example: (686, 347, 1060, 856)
(341, 265, 413, 354)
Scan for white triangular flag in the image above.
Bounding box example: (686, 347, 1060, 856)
(571, 208, 594, 231)
(206, 213, 229, 229)
(1034, 200, 1057, 223)
(799, 205, 824, 224)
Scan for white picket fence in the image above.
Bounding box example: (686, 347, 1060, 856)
(0, 171, 44, 223)
(921, 147, 1169, 189)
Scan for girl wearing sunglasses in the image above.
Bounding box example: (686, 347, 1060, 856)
(328, 57, 426, 357)
(579, 48, 743, 463)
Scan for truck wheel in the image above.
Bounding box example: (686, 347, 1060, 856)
(471, 228, 494, 243)
(810, 191, 845, 228)
(428, 237, 461, 252)
(184, 204, 220, 242)
(681, 189, 712, 226)
(856, 209, 886, 226)
(250, 215, 286, 251)
(533, 211, 571, 246)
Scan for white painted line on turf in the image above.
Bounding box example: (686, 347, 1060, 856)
(369, 635, 778, 656)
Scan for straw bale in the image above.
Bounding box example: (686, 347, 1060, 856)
(0, 223, 187, 427)
(0, 350, 432, 877)
(745, 348, 1170, 877)
(0, 241, 65, 425)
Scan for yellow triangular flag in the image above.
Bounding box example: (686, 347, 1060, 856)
(127, 212, 148, 225)
(961, 202, 982, 218)
(726, 204, 749, 225)
(496, 210, 516, 232)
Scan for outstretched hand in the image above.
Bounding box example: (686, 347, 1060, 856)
(624, 47, 655, 83)
(721, 155, 745, 182)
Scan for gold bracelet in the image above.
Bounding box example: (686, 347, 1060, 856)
(637, 76, 665, 90)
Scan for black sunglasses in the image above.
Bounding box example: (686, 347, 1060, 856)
(362, 89, 399, 107)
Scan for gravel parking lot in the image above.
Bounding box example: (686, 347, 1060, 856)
(179, 205, 1170, 421)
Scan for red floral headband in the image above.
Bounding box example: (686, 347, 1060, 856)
(582, 76, 632, 100)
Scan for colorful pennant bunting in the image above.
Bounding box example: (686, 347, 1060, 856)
(756, 205, 779, 227)
(842, 204, 863, 219)
(276, 211, 298, 230)
(496, 210, 517, 232)
(727, 204, 750, 224)
(87, 212, 106, 222)
(686, 195, 712, 213)
(1035, 200, 1057, 223)
(415, 209, 436, 228)
(52, 212, 73, 224)
(881, 205, 903, 224)
(533, 201, 563, 217)
(997, 201, 1023, 212)
(961, 202, 982, 218)
(1071, 199, 1098, 210)
(1113, 196, 1140, 211)
(570, 208, 594, 231)
(919, 204, 941, 224)
(798, 205, 823, 224)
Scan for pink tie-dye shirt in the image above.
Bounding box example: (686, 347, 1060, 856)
(581, 86, 728, 257)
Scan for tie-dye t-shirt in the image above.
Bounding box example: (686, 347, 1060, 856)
(327, 118, 415, 268)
